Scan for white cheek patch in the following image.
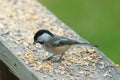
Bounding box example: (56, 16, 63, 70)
(37, 33, 51, 42)
(37, 36, 42, 42)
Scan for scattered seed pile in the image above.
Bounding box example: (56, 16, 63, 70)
(0, 0, 119, 80)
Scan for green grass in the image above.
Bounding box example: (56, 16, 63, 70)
(38, 0, 120, 64)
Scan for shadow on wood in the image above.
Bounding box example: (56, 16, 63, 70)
(0, 60, 19, 80)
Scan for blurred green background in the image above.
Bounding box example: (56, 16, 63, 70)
(38, 0, 120, 64)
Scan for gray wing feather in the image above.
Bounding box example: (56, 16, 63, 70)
(46, 37, 79, 47)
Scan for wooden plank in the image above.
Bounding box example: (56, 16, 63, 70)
(0, 40, 40, 80)
(0, 0, 120, 80)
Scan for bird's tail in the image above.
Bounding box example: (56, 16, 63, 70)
(74, 42, 98, 47)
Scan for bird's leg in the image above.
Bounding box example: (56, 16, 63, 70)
(52, 53, 65, 63)
(57, 53, 65, 62)
(43, 54, 55, 61)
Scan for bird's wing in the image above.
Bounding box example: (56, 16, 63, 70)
(46, 37, 79, 47)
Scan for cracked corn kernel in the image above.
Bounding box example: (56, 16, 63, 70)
(17, 52, 22, 56)
(114, 64, 119, 68)
(9, 45, 14, 48)
(29, 55, 35, 61)
(33, 67, 40, 71)
(46, 65, 52, 70)
(24, 36, 31, 41)
(30, 16, 38, 20)
(79, 71, 84, 74)
(81, 47, 86, 52)
(43, 75, 47, 79)
(67, 57, 75, 60)
(88, 49, 95, 53)
(25, 61, 29, 65)
(66, 62, 72, 66)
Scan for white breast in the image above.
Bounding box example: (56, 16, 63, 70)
(44, 45, 70, 55)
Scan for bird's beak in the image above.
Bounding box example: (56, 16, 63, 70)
(33, 41, 36, 45)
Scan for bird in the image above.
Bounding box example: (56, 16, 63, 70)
(33, 29, 98, 62)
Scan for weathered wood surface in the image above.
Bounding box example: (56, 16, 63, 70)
(0, 0, 120, 80)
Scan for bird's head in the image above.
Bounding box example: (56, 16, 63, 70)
(33, 29, 54, 45)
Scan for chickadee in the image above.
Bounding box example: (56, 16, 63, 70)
(33, 29, 97, 62)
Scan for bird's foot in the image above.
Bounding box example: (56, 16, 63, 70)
(43, 55, 54, 61)
(52, 58, 65, 63)
(43, 57, 52, 61)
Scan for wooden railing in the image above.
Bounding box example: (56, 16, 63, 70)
(0, 0, 120, 80)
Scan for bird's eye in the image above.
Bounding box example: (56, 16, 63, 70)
(39, 41, 44, 44)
